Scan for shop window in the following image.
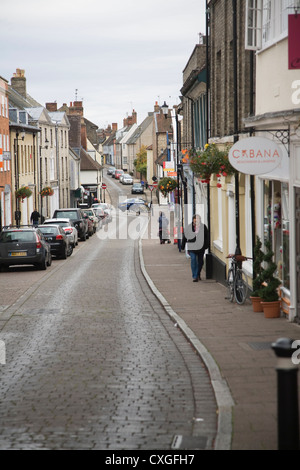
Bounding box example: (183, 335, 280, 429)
(263, 180, 290, 289)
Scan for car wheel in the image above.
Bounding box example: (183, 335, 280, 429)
(38, 257, 47, 270)
(67, 245, 73, 257)
(81, 233, 86, 241)
(47, 253, 52, 267)
(61, 246, 68, 259)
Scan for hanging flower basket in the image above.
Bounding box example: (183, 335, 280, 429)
(188, 143, 236, 187)
(16, 186, 32, 201)
(40, 186, 54, 197)
(158, 177, 178, 198)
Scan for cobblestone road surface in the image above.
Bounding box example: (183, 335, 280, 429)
(0, 180, 217, 450)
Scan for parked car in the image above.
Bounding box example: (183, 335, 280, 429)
(92, 203, 112, 223)
(114, 169, 124, 180)
(107, 166, 116, 175)
(121, 174, 133, 185)
(0, 226, 52, 271)
(43, 218, 78, 247)
(52, 208, 89, 241)
(38, 225, 72, 258)
(131, 182, 144, 194)
(118, 198, 149, 212)
(92, 207, 106, 226)
(82, 208, 98, 233)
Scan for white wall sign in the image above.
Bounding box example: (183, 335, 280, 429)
(229, 137, 282, 175)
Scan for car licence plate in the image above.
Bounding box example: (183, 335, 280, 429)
(9, 251, 27, 257)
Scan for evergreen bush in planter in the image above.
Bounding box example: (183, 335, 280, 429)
(260, 239, 281, 318)
(250, 236, 265, 312)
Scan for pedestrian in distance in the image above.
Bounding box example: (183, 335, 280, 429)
(182, 214, 209, 282)
(30, 208, 40, 227)
(158, 212, 171, 244)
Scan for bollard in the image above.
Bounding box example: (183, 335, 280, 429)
(272, 338, 299, 450)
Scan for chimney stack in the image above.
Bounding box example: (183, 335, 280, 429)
(11, 68, 27, 98)
(46, 102, 58, 112)
(154, 101, 160, 113)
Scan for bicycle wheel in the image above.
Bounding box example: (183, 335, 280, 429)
(226, 267, 235, 302)
(234, 269, 248, 305)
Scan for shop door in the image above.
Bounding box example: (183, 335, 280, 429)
(296, 188, 300, 323)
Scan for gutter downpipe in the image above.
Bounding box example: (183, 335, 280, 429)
(233, 0, 241, 255)
(250, 50, 256, 269)
(205, 0, 213, 279)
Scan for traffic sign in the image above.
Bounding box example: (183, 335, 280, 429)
(102, 183, 107, 189)
(148, 185, 154, 192)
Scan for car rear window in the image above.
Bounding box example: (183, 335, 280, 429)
(39, 227, 59, 235)
(55, 211, 78, 219)
(0, 231, 36, 243)
(45, 221, 68, 227)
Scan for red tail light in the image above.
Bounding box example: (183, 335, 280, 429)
(56, 235, 64, 240)
(35, 234, 42, 249)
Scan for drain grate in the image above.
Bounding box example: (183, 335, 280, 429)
(171, 435, 207, 450)
(248, 341, 272, 351)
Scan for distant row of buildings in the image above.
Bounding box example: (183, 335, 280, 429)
(0, 68, 178, 229)
(0, 69, 107, 226)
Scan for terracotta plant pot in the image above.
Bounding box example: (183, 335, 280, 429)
(261, 300, 281, 318)
(250, 296, 263, 312)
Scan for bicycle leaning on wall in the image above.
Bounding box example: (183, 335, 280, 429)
(226, 254, 252, 305)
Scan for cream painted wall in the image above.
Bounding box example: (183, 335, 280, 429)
(256, 39, 300, 115)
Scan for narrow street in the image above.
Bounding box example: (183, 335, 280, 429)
(0, 178, 217, 450)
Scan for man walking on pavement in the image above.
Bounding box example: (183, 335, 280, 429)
(30, 208, 40, 227)
(182, 214, 209, 282)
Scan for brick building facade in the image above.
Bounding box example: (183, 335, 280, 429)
(0, 76, 12, 229)
(208, 0, 255, 139)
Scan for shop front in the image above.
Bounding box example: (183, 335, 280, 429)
(229, 134, 293, 318)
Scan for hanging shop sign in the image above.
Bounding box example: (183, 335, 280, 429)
(228, 137, 282, 175)
(289, 14, 300, 70)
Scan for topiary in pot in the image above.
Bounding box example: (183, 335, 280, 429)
(250, 236, 265, 312)
(260, 239, 281, 318)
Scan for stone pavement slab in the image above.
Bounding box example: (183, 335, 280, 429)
(140, 237, 300, 450)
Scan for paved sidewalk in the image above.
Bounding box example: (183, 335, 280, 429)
(139, 236, 300, 450)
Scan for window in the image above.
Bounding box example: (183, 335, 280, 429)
(245, 0, 262, 50)
(245, 0, 296, 50)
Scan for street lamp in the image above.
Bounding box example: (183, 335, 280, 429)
(160, 101, 182, 250)
(161, 101, 169, 118)
(14, 129, 25, 227)
(39, 138, 49, 222)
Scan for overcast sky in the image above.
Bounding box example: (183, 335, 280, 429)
(1, 0, 206, 130)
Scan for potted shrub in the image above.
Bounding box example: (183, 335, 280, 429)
(260, 239, 281, 318)
(250, 236, 264, 312)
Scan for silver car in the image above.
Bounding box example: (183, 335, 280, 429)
(122, 174, 133, 185)
(43, 218, 78, 247)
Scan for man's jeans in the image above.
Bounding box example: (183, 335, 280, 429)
(189, 251, 204, 279)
